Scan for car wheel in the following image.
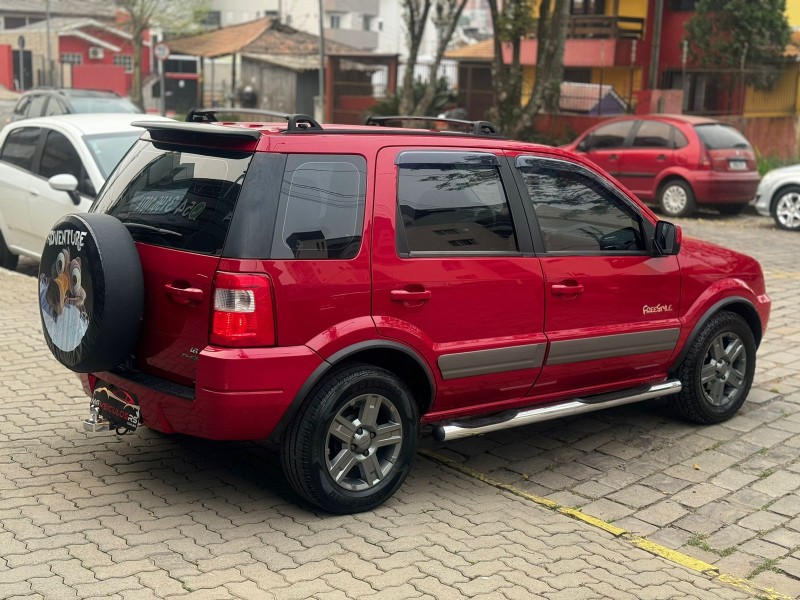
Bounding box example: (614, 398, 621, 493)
(658, 180, 696, 218)
(717, 204, 744, 216)
(772, 185, 800, 231)
(281, 365, 418, 514)
(672, 311, 756, 424)
(0, 230, 18, 270)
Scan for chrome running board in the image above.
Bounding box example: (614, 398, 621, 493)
(432, 380, 681, 442)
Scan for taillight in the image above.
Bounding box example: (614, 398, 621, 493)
(699, 146, 712, 170)
(210, 272, 275, 347)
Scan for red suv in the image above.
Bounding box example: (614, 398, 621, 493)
(562, 115, 759, 217)
(37, 114, 770, 513)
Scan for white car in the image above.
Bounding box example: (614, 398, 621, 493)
(754, 163, 800, 231)
(0, 113, 173, 269)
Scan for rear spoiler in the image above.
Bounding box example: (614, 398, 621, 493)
(131, 120, 262, 141)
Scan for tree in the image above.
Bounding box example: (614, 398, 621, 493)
(116, 0, 208, 109)
(685, 0, 790, 88)
(487, 0, 569, 139)
(398, 0, 468, 116)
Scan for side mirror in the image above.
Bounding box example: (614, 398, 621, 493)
(654, 221, 681, 255)
(48, 174, 81, 206)
(48, 173, 78, 192)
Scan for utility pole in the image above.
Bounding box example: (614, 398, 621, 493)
(46, 0, 51, 86)
(318, 0, 326, 121)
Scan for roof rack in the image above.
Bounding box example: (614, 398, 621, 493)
(364, 115, 502, 137)
(186, 107, 290, 123)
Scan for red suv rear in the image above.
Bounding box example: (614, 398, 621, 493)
(562, 115, 759, 217)
(37, 114, 770, 513)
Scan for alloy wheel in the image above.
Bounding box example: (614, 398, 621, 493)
(775, 191, 800, 230)
(325, 392, 403, 492)
(700, 331, 747, 407)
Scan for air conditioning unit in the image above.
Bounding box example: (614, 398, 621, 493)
(88, 47, 104, 60)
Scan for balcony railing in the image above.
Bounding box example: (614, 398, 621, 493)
(567, 16, 645, 40)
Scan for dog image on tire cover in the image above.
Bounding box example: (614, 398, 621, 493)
(39, 243, 90, 352)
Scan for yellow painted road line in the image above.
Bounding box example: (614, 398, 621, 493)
(420, 448, 793, 600)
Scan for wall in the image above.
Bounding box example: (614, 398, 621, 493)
(0, 44, 13, 89)
(72, 64, 127, 95)
(744, 64, 800, 117)
(0, 30, 57, 87)
(533, 113, 606, 144)
(718, 115, 800, 161)
(241, 58, 297, 113)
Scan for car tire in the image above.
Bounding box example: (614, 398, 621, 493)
(658, 179, 696, 218)
(717, 204, 744, 216)
(771, 185, 800, 231)
(38, 213, 144, 373)
(281, 364, 419, 514)
(672, 311, 756, 425)
(0, 230, 18, 270)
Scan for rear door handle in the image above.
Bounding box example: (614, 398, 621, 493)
(551, 283, 584, 296)
(165, 283, 203, 305)
(390, 289, 431, 303)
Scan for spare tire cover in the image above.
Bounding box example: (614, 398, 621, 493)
(38, 213, 143, 373)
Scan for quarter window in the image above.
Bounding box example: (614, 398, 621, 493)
(396, 152, 517, 254)
(271, 155, 366, 260)
(0, 127, 40, 171)
(516, 157, 644, 253)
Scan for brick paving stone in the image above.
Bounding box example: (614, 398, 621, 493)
(0, 219, 794, 599)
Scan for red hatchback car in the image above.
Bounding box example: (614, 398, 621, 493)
(562, 115, 760, 217)
(37, 114, 770, 513)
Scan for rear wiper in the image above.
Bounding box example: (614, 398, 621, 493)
(123, 222, 183, 237)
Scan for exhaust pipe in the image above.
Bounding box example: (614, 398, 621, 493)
(432, 380, 681, 442)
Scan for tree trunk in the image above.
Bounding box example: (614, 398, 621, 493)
(413, 0, 468, 116)
(131, 29, 144, 109)
(399, 0, 432, 115)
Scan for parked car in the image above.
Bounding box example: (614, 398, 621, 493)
(562, 115, 760, 218)
(0, 113, 172, 269)
(754, 163, 800, 231)
(4, 88, 141, 125)
(38, 114, 770, 514)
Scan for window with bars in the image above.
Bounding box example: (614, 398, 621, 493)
(113, 54, 134, 73)
(61, 53, 83, 65)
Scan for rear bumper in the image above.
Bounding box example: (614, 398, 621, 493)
(87, 344, 323, 441)
(691, 171, 760, 204)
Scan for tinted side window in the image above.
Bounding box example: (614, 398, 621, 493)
(44, 98, 64, 116)
(27, 95, 47, 118)
(517, 158, 644, 253)
(585, 121, 634, 150)
(397, 152, 517, 254)
(0, 127, 40, 171)
(271, 155, 366, 260)
(93, 140, 252, 256)
(632, 121, 671, 148)
(13, 96, 30, 116)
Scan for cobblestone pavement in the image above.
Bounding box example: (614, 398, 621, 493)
(423, 211, 800, 598)
(0, 211, 792, 600)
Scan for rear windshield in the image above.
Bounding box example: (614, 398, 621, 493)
(694, 124, 751, 150)
(69, 97, 141, 114)
(91, 140, 252, 255)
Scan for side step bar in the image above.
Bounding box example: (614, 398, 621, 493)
(432, 380, 681, 442)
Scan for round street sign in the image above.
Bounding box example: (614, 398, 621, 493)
(154, 42, 170, 61)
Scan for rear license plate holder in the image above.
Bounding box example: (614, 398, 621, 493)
(91, 384, 140, 432)
(729, 160, 747, 171)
